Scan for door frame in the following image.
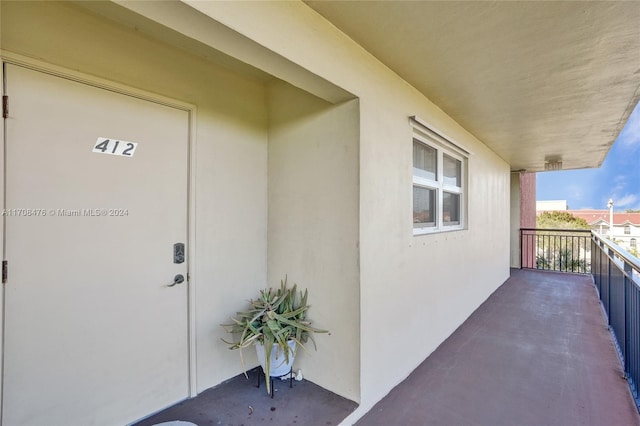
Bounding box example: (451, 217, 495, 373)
(0, 51, 200, 420)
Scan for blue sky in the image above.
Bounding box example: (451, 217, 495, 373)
(537, 102, 640, 211)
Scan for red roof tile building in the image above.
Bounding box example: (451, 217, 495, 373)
(537, 205, 640, 254)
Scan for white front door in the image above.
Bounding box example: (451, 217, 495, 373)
(2, 64, 190, 426)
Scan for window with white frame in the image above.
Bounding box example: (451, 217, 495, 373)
(625, 225, 631, 235)
(412, 120, 467, 235)
(631, 238, 637, 248)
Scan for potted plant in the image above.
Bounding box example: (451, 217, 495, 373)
(222, 277, 327, 394)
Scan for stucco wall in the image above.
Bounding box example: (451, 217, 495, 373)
(520, 173, 537, 228)
(267, 81, 360, 401)
(0, 1, 269, 393)
(181, 2, 511, 420)
(519, 173, 538, 268)
(2, 0, 513, 422)
(511, 173, 537, 267)
(510, 174, 522, 267)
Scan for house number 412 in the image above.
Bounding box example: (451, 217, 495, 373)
(93, 137, 138, 157)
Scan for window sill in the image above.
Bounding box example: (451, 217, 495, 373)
(413, 226, 465, 236)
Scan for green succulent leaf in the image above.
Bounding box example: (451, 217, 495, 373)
(220, 275, 329, 395)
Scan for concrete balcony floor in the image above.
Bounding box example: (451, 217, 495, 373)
(357, 268, 640, 426)
(134, 368, 358, 426)
(136, 269, 640, 426)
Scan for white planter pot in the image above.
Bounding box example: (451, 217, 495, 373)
(255, 340, 296, 377)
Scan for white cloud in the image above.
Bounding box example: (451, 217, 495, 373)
(615, 194, 639, 208)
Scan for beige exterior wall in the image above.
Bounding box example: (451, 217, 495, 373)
(0, 1, 270, 393)
(267, 81, 360, 400)
(182, 3, 510, 420)
(2, 1, 511, 423)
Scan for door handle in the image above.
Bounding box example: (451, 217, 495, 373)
(167, 274, 185, 287)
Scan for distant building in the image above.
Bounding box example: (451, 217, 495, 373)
(537, 200, 640, 253)
(569, 210, 640, 253)
(536, 200, 568, 211)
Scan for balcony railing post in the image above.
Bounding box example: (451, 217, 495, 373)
(587, 231, 640, 410)
(520, 228, 523, 269)
(624, 260, 633, 375)
(608, 247, 614, 320)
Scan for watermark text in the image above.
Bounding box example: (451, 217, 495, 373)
(1, 208, 129, 217)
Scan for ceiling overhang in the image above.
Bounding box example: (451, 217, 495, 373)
(305, 1, 640, 172)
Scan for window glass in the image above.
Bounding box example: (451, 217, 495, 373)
(625, 225, 631, 235)
(443, 154, 461, 187)
(443, 192, 460, 225)
(413, 186, 436, 227)
(631, 238, 637, 248)
(411, 122, 467, 235)
(413, 141, 437, 181)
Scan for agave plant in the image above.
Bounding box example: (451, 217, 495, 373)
(222, 277, 327, 394)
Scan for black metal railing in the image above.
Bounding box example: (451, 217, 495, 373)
(591, 232, 640, 409)
(520, 228, 592, 273)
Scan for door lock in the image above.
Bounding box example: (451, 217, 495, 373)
(173, 243, 185, 264)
